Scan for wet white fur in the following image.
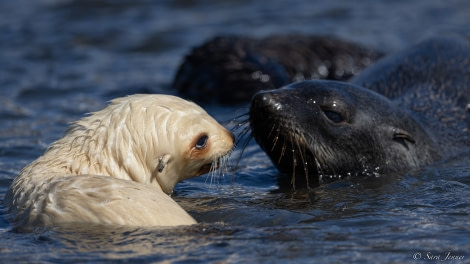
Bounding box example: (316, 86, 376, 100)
(5, 94, 234, 230)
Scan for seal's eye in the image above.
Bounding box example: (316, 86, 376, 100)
(195, 134, 209, 149)
(323, 110, 344, 123)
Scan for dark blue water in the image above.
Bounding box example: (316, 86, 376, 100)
(1, 0, 470, 263)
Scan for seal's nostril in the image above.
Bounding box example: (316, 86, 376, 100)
(249, 91, 283, 125)
(252, 91, 276, 109)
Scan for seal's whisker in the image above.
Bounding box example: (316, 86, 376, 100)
(222, 150, 237, 183)
(228, 116, 254, 169)
(215, 158, 224, 184)
(291, 165, 296, 190)
(230, 118, 250, 133)
(314, 157, 324, 184)
(210, 160, 218, 186)
(205, 158, 220, 187)
(222, 148, 236, 173)
(289, 135, 297, 190)
(232, 112, 250, 121)
(205, 148, 235, 187)
(234, 134, 253, 168)
(235, 125, 252, 147)
(267, 122, 277, 139)
(294, 137, 310, 189)
(270, 124, 281, 152)
(227, 112, 250, 132)
(278, 139, 287, 164)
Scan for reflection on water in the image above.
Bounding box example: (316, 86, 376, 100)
(1, 0, 470, 263)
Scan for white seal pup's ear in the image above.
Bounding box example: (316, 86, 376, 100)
(157, 154, 172, 172)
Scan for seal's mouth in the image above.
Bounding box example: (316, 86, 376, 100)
(196, 163, 213, 176)
(196, 149, 233, 176)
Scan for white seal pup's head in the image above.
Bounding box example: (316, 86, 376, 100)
(37, 94, 234, 194)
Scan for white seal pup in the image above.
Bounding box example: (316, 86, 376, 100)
(4, 94, 234, 231)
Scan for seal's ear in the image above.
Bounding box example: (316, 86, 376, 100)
(392, 128, 415, 148)
(157, 154, 172, 172)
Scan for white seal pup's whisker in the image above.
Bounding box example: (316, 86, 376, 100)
(203, 149, 234, 188)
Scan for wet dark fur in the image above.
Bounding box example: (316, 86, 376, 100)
(249, 37, 470, 188)
(173, 35, 383, 104)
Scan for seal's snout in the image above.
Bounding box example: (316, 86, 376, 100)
(253, 91, 273, 108)
(251, 91, 284, 112)
(228, 130, 235, 143)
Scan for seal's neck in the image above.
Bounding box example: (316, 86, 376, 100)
(20, 117, 162, 192)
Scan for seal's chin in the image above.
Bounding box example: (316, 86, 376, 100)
(271, 133, 321, 187)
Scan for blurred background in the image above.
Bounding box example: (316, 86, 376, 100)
(0, 1, 469, 263)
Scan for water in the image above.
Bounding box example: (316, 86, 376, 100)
(1, 0, 470, 263)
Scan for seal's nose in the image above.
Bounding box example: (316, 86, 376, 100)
(251, 91, 283, 112)
(252, 91, 271, 108)
(228, 130, 235, 143)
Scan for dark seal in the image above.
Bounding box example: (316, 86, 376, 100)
(173, 35, 383, 104)
(249, 37, 470, 188)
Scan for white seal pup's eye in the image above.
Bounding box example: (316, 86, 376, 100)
(195, 134, 209, 149)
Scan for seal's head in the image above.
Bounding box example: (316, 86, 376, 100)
(56, 94, 234, 194)
(249, 80, 439, 187)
